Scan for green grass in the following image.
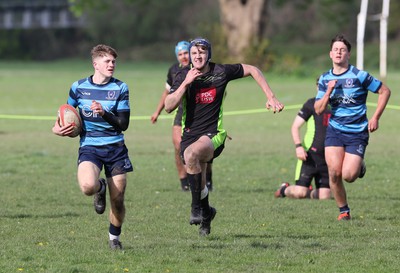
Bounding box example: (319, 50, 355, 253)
(0, 61, 399, 273)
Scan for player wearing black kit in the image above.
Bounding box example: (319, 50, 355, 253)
(164, 37, 284, 236)
(275, 97, 331, 199)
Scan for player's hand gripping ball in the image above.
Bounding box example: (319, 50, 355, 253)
(58, 104, 82, 138)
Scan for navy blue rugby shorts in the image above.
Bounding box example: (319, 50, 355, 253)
(78, 141, 133, 178)
(325, 126, 369, 158)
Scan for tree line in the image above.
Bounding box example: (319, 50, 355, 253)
(0, 0, 399, 71)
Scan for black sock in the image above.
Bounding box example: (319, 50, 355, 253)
(180, 177, 189, 190)
(206, 171, 212, 183)
(201, 191, 210, 211)
(180, 177, 188, 184)
(280, 185, 287, 197)
(188, 173, 202, 210)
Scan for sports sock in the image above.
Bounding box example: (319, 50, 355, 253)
(180, 177, 189, 190)
(188, 173, 202, 211)
(280, 184, 287, 197)
(109, 223, 121, 241)
(200, 186, 210, 213)
(201, 186, 209, 200)
(180, 177, 188, 185)
(206, 171, 212, 183)
(339, 205, 350, 214)
(200, 193, 210, 213)
(98, 179, 106, 194)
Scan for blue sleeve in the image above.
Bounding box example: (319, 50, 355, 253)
(360, 72, 382, 93)
(315, 76, 326, 100)
(67, 81, 79, 107)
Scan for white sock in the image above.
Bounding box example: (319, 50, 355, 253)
(109, 232, 119, 241)
(200, 186, 209, 200)
(98, 180, 106, 194)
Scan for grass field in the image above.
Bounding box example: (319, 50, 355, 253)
(0, 61, 399, 273)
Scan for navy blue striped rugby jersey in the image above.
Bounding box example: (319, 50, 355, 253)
(316, 65, 382, 133)
(67, 76, 130, 147)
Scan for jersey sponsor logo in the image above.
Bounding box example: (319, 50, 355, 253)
(331, 93, 356, 105)
(196, 87, 216, 104)
(81, 104, 111, 118)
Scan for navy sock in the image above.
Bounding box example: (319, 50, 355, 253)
(339, 205, 350, 214)
(109, 223, 121, 236)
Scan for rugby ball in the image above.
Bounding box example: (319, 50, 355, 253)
(58, 104, 82, 138)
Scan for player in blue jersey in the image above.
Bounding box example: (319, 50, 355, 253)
(164, 37, 284, 236)
(151, 41, 214, 192)
(314, 34, 391, 221)
(275, 79, 331, 200)
(52, 44, 132, 249)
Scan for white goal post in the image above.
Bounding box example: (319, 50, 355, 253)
(356, 0, 390, 81)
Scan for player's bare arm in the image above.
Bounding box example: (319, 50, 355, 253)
(368, 84, 391, 133)
(164, 68, 202, 113)
(151, 89, 169, 123)
(315, 79, 336, 115)
(291, 116, 307, 161)
(241, 64, 284, 113)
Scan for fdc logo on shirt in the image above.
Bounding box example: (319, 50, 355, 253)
(196, 87, 216, 104)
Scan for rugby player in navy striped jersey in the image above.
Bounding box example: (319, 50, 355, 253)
(315, 34, 391, 221)
(52, 44, 132, 249)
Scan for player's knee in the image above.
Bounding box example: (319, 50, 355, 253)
(342, 169, 357, 182)
(318, 190, 331, 199)
(328, 169, 341, 183)
(79, 182, 96, 196)
(290, 187, 308, 199)
(343, 174, 357, 183)
(184, 147, 199, 166)
(297, 190, 309, 199)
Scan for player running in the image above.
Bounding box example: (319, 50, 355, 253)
(315, 34, 391, 220)
(164, 37, 284, 236)
(52, 44, 132, 249)
(151, 41, 214, 191)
